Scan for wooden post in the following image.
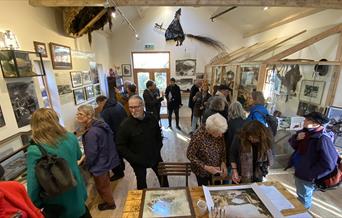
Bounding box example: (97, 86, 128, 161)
(257, 64, 267, 91)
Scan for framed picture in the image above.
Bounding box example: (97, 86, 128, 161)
(94, 84, 101, 96)
(299, 80, 325, 105)
(49, 42, 72, 69)
(82, 71, 92, 85)
(297, 101, 319, 116)
(7, 81, 39, 128)
(89, 62, 99, 84)
(70, 71, 83, 88)
(175, 59, 196, 76)
(33, 41, 48, 57)
(73, 88, 86, 105)
(84, 85, 95, 100)
(57, 84, 72, 95)
(178, 78, 193, 92)
(121, 64, 132, 77)
(139, 188, 195, 218)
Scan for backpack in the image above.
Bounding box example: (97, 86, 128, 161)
(32, 143, 77, 198)
(315, 157, 342, 191)
(254, 110, 278, 136)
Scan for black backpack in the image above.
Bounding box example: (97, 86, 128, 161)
(32, 143, 77, 198)
(254, 110, 278, 136)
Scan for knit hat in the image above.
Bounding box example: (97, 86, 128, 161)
(304, 111, 329, 125)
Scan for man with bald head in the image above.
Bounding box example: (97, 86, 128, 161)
(116, 95, 169, 189)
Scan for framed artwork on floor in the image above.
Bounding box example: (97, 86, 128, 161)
(70, 71, 82, 88)
(139, 188, 195, 218)
(33, 41, 48, 57)
(49, 42, 72, 69)
(73, 88, 86, 105)
(121, 64, 132, 77)
(299, 80, 325, 105)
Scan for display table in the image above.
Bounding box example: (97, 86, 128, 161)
(122, 181, 306, 218)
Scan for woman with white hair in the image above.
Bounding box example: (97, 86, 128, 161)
(187, 113, 228, 186)
(76, 105, 120, 211)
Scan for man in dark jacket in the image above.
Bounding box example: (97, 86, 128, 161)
(288, 112, 338, 209)
(143, 80, 163, 121)
(96, 95, 127, 181)
(116, 95, 169, 190)
(188, 80, 201, 122)
(165, 78, 182, 130)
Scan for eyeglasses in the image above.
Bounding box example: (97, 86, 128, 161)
(76, 113, 86, 117)
(129, 105, 143, 110)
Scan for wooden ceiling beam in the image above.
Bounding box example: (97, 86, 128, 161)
(29, 0, 342, 9)
(243, 9, 323, 38)
(265, 23, 342, 62)
(76, 8, 107, 37)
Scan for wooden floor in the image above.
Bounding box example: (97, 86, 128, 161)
(88, 106, 342, 218)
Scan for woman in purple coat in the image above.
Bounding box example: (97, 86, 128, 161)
(76, 105, 120, 211)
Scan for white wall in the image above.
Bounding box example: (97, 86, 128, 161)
(109, 7, 244, 80)
(245, 9, 342, 108)
(0, 0, 111, 140)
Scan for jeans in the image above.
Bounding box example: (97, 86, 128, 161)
(191, 115, 200, 132)
(295, 176, 316, 209)
(168, 107, 179, 127)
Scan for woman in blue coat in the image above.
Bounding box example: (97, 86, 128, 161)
(247, 91, 269, 126)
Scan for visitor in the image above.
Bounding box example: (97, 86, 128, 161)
(27, 108, 90, 218)
(246, 91, 269, 126)
(76, 105, 120, 211)
(187, 113, 228, 186)
(190, 82, 211, 133)
(188, 80, 202, 123)
(165, 78, 182, 130)
(143, 80, 164, 121)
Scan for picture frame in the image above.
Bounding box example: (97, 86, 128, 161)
(139, 187, 195, 218)
(73, 88, 86, 105)
(84, 85, 95, 100)
(299, 80, 325, 105)
(121, 64, 132, 77)
(82, 71, 92, 85)
(94, 84, 101, 96)
(175, 59, 196, 77)
(70, 71, 83, 88)
(33, 41, 48, 57)
(49, 42, 72, 69)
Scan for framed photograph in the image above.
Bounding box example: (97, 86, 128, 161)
(139, 188, 195, 218)
(203, 184, 283, 218)
(240, 66, 259, 87)
(0, 104, 5, 127)
(82, 71, 92, 85)
(297, 101, 318, 116)
(57, 84, 72, 95)
(178, 78, 194, 92)
(89, 62, 99, 84)
(121, 64, 132, 77)
(70, 71, 82, 88)
(33, 41, 48, 57)
(6, 81, 39, 128)
(175, 59, 196, 76)
(84, 85, 95, 100)
(94, 84, 101, 96)
(49, 42, 72, 69)
(299, 80, 325, 105)
(73, 88, 86, 105)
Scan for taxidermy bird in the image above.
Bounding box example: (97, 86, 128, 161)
(276, 65, 302, 102)
(156, 8, 225, 50)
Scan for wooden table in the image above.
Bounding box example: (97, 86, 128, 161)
(122, 181, 307, 218)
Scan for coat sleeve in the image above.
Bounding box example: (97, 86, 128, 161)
(83, 131, 99, 169)
(229, 136, 240, 165)
(186, 136, 205, 169)
(288, 133, 300, 150)
(26, 146, 43, 208)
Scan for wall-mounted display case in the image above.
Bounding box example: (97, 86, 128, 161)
(0, 50, 46, 78)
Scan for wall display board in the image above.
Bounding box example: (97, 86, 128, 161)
(0, 105, 5, 127)
(6, 81, 39, 128)
(139, 188, 195, 218)
(175, 59, 196, 76)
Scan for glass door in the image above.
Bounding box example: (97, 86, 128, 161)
(137, 72, 150, 96)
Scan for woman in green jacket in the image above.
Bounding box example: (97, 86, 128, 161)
(26, 108, 90, 218)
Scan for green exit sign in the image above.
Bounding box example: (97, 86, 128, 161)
(144, 44, 154, 50)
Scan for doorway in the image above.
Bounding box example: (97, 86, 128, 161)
(132, 52, 170, 117)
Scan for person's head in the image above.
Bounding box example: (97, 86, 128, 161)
(123, 80, 131, 91)
(128, 83, 137, 95)
(128, 95, 145, 119)
(239, 121, 272, 159)
(303, 112, 329, 129)
(146, 80, 155, 91)
(251, 91, 265, 105)
(201, 83, 209, 92)
(228, 101, 245, 120)
(205, 113, 228, 138)
(195, 79, 202, 88)
(218, 84, 229, 97)
(273, 110, 282, 117)
(31, 108, 67, 146)
(170, 78, 176, 86)
(76, 105, 95, 126)
(95, 95, 107, 112)
(209, 96, 227, 112)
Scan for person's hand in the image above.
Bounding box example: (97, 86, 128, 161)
(114, 87, 120, 94)
(220, 162, 228, 177)
(297, 132, 306, 140)
(231, 169, 241, 184)
(204, 165, 222, 175)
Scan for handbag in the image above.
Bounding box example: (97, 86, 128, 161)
(315, 157, 342, 191)
(32, 142, 77, 198)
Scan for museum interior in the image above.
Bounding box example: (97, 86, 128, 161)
(0, 0, 342, 218)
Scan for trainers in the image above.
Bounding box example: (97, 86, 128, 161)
(110, 173, 124, 181)
(98, 203, 116, 211)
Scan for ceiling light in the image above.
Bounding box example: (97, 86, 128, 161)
(263, 7, 269, 11)
(111, 11, 116, 18)
(135, 33, 139, 39)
